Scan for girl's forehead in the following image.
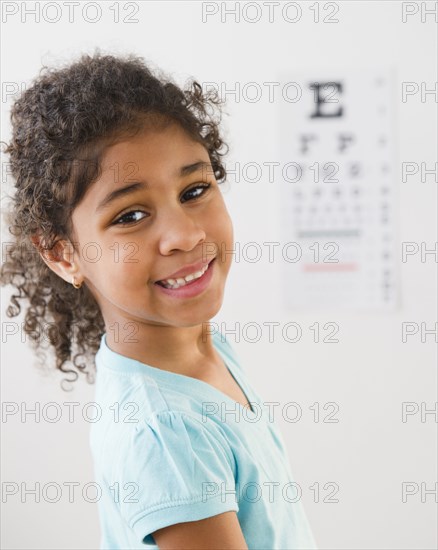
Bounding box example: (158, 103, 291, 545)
(77, 129, 210, 209)
(101, 123, 204, 164)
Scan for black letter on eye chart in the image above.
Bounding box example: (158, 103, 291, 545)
(309, 81, 343, 118)
(300, 134, 318, 155)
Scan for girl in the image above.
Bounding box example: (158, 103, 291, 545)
(1, 52, 317, 550)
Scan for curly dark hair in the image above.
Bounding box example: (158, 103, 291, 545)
(0, 50, 229, 391)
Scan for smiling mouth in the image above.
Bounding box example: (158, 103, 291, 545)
(155, 258, 215, 290)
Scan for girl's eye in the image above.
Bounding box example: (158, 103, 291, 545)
(112, 210, 148, 226)
(181, 183, 211, 203)
(111, 183, 211, 226)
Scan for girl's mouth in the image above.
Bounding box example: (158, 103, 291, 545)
(154, 258, 216, 299)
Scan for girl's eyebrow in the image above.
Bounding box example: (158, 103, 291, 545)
(95, 160, 212, 213)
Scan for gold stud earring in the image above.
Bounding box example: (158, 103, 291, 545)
(72, 276, 82, 289)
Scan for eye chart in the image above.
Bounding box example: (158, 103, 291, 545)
(276, 69, 398, 311)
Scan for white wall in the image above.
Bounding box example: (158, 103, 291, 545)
(1, 2, 436, 549)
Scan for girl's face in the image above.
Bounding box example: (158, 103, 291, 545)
(69, 123, 234, 331)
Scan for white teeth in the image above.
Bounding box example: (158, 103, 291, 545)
(160, 263, 209, 289)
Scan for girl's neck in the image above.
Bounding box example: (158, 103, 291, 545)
(103, 321, 221, 377)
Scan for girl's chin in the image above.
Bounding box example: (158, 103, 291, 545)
(167, 299, 224, 327)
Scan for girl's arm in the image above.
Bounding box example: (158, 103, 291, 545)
(151, 511, 248, 549)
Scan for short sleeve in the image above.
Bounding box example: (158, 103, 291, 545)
(111, 411, 239, 546)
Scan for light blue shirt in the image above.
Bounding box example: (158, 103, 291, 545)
(90, 330, 318, 549)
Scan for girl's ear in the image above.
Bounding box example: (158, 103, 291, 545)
(30, 233, 82, 284)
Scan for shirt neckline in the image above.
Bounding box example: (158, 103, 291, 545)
(96, 331, 259, 417)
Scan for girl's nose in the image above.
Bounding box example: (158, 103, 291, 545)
(157, 208, 206, 255)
